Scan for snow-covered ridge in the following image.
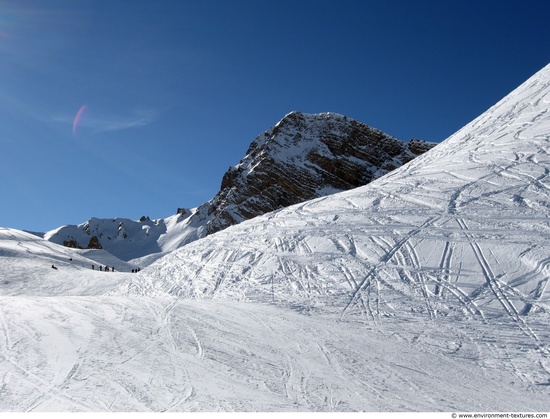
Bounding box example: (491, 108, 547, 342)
(43, 211, 200, 262)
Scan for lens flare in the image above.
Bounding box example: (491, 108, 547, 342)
(72, 104, 87, 136)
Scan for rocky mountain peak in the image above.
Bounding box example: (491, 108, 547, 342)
(196, 111, 436, 235)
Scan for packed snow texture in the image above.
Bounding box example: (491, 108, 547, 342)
(1, 64, 550, 411)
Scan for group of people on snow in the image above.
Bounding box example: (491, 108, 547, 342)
(89, 264, 141, 273)
(91, 265, 114, 272)
(51, 262, 141, 273)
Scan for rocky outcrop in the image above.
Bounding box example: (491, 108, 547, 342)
(194, 111, 436, 235)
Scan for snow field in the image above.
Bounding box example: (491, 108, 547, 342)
(0, 297, 548, 411)
(1, 64, 550, 411)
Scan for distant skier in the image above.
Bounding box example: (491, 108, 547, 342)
(51, 264, 58, 270)
(92, 265, 95, 270)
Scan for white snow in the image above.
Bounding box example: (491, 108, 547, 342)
(43, 210, 207, 263)
(1, 64, 550, 411)
(0, 297, 547, 411)
(0, 228, 132, 296)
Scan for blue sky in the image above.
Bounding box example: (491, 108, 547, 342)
(1, 0, 549, 232)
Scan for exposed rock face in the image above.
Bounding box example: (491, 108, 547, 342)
(195, 111, 436, 235)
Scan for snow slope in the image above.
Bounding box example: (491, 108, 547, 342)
(6, 229, 541, 411)
(0, 227, 548, 411)
(1, 64, 550, 412)
(0, 228, 136, 296)
(1, 296, 548, 411)
(121, 64, 550, 403)
(131, 64, 550, 322)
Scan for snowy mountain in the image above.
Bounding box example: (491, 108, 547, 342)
(43, 113, 434, 262)
(1, 64, 549, 412)
(43, 211, 199, 264)
(127, 67, 550, 322)
(119, 64, 550, 401)
(193, 111, 435, 235)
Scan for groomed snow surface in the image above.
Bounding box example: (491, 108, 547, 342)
(2, 64, 550, 411)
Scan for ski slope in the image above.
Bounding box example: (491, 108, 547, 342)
(1, 64, 550, 411)
(1, 296, 548, 411)
(123, 63, 550, 406)
(130, 65, 550, 323)
(0, 228, 134, 296)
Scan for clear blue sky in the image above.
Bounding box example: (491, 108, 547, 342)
(1, 0, 549, 232)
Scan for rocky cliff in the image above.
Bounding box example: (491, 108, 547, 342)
(194, 111, 436, 235)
